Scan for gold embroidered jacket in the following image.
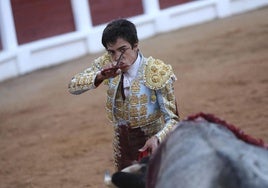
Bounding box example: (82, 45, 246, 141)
(68, 53, 179, 142)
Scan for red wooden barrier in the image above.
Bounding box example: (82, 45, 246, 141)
(89, 0, 144, 26)
(159, 0, 193, 9)
(11, 0, 75, 44)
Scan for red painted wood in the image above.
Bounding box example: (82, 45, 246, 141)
(159, 0, 193, 9)
(11, 0, 75, 44)
(89, 0, 144, 26)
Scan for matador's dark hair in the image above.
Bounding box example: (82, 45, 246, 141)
(102, 19, 139, 49)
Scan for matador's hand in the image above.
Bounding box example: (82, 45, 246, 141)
(139, 136, 159, 154)
(94, 64, 121, 87)
(100, 63, 122, 79)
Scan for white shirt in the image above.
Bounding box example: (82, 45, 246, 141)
(123, 53, 141, 97)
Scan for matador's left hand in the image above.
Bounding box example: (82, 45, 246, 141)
(139, 136, 159, 154)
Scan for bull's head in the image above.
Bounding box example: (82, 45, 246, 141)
(104, 157, 149, 188)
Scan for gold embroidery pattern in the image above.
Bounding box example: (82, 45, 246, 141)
(105, 56, 177, 129)
(140, 94, 148, 104)
(115, 108, 124, 118)
(167, 93, 174, 101)
(131, 80, 140, 93)
(129, 110, 162, 128)
(69, 53, 113, 93)
(140, 105, 147, 116)
(107, 88, 115, 97)
(106, 99, 112, 109)
(112, 76, 120, 85)
(130, 107, 139, 117)
(105, 74, 122, 122)
(164, 84, 175, 101)
(95, 53, 112, 68)
(155, 119, 178, 143)
(151, 91, 156, 103)
(113, 126, 121, 169)
(69, 71, 95, 93)
(113, 94, 126, 121)
(115, 99, 123, 107)
(141, 119, 164, 136)
(144, 57, 174, 90)
(139, 116, 147, 125)
(129, 95, 139, 106)
(107, 110, 113, 121)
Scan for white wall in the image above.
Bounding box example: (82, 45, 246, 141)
(0, 0, 267, 82)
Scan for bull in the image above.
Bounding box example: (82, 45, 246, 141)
(105, 113, 268, 188)
(104, 156, 149, 188)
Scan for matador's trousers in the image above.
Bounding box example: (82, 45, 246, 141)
(113, 124, 147, 171)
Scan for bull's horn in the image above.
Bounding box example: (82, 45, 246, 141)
(104, 170, 117, 188)
(121, 163, 143, 173)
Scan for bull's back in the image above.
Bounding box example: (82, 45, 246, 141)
(147, 121, 268, 188)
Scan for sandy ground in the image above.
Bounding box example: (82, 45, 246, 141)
(0, 7, 268, 188)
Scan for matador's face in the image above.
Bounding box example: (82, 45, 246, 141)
(106, 38, 138, 73)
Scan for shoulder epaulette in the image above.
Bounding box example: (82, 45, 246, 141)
(143, 57, 174, 90)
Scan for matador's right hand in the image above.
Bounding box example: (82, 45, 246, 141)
(100, 63, 122, 79)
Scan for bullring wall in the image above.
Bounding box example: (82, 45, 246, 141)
(0, 0, 267, 82)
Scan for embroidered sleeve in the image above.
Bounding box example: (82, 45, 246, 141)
(155, 79, 180, 143)
(68, 53, 112, 94)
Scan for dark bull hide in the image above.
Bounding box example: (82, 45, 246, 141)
(104, 156, 149, 188)
(105, 113, 268, 188)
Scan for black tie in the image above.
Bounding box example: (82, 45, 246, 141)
(121, 74, 125, 100)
